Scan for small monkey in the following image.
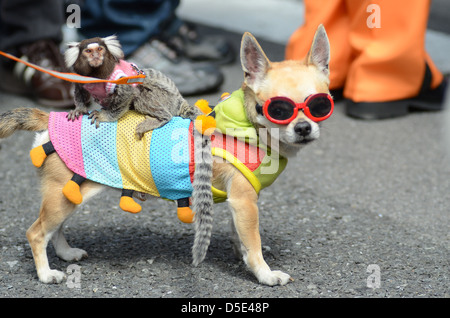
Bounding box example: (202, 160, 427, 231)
(61, 35, 214, 217)
(65, 35, 199, 138)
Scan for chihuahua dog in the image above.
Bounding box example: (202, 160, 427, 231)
(0, 25, 331, 286)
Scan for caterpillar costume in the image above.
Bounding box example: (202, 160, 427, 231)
(29, 89, 287, 223)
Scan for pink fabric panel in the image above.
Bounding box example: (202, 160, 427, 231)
(48, 112, 86, 178)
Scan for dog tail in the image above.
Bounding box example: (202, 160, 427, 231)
(191, 129, 214, 266)
(0, 108, 49, 138)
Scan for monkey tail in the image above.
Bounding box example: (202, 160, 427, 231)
(191, 128, 214, 266)
(0, 108, 49, 138)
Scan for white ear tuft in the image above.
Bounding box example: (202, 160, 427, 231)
(64, 42, 81, 68)
(102, 35, 124, 60)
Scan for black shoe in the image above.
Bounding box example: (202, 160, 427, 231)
(330, 88, 344, 102)
(346, 63, 448, 120)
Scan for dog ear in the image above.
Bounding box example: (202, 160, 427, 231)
(240, 32, 271, 90)
(306, 24, 330, 75)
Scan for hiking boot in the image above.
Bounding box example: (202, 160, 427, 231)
(164, 22, 235, 65)
(129, 37, 223, 96)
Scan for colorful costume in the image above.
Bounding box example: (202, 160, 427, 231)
(29, 89, 288, 222)
(209, 89, 288, 202)
(49, 111, 195, 199)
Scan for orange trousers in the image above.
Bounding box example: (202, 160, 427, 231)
(286, 0, 443, 102)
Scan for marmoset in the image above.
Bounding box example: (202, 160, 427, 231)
(64, 35, 199, 138)
(62, 35, 214, 225)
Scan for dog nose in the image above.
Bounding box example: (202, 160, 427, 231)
(294, 121, 312, 137)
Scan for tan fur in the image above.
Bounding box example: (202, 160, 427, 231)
(0, 108, 49, 138)
(2, 26, 330, 286)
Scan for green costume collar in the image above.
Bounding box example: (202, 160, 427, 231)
(210, 89, 288, 203)
(213, 89, 258, 145)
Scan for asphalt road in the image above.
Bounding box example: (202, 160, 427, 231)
(0, 18, 449, 302)
(429, 0, 450, 33)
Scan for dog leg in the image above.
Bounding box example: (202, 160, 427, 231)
(227, 173, 291, 286)
(53, 180, 104, 262)
(229, 218, 243, 259)
(51, 225, 88, 262)
(26, 195, 76, 284)
(26, 153, 103, 283)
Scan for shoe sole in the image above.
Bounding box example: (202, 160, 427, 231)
(346, 98, 444, 120)
(177, 70, 224, 96)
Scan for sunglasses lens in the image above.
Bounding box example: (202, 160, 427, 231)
(307, 95, 332, 118)
(267, 100, 295, 121)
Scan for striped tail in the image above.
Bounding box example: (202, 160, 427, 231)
(191, 128, 214, 266)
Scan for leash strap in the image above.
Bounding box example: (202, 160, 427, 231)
(0, 50, 146, 85)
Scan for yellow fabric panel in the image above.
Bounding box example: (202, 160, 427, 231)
(211, 147, 262, 196)
(116, 111, 159, 196)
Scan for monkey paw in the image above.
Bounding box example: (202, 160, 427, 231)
(136, 131, 146, 140)
(67, 108, 88, 121)
(88, 111, 101, 129)
(136, 118, 165, 140)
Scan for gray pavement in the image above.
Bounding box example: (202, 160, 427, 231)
(0, 1, 449, 300)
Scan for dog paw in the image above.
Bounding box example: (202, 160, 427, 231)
(56, 248, 88, 262)
(38, 269, 66, 284)
(257, 269, 292, 286)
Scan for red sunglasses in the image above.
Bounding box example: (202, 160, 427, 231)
(261, 93, 334, 124)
